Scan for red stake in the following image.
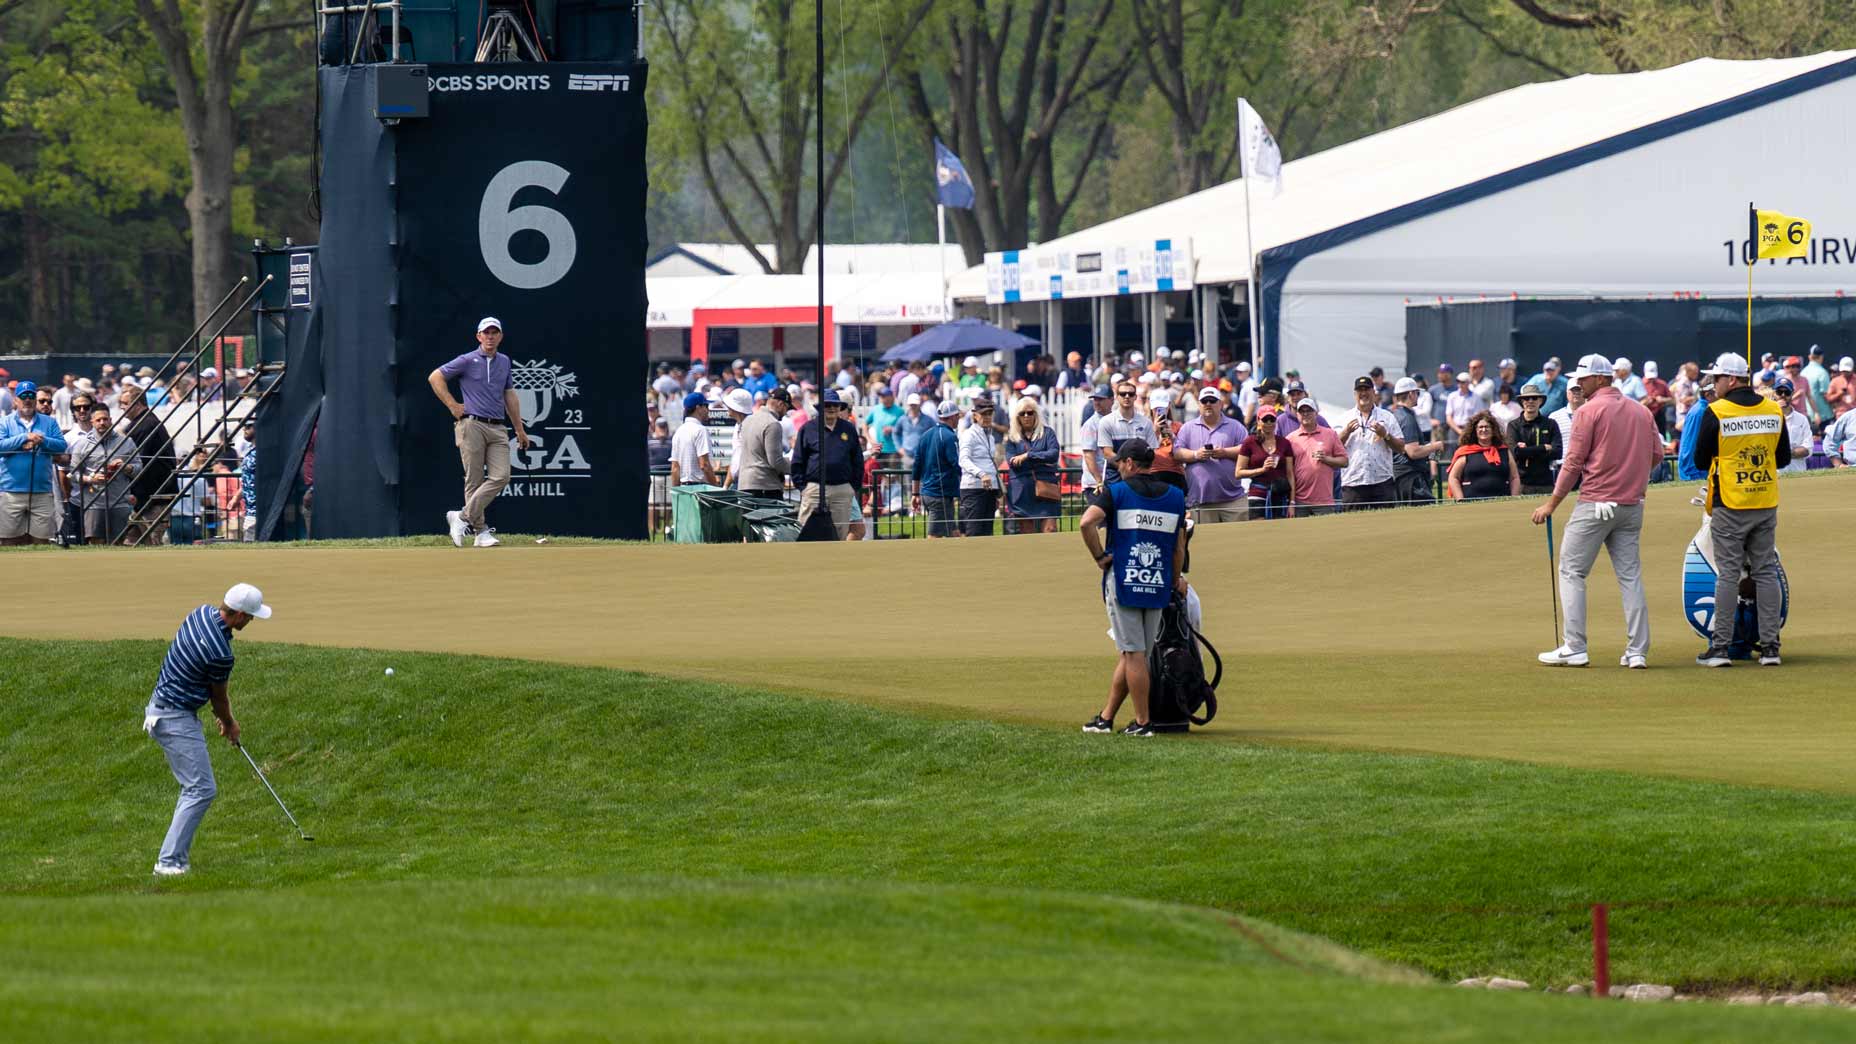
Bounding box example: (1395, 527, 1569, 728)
(1593, 904, 1610, 999)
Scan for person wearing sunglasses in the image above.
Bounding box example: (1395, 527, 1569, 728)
(1096, 379, 1156, 462)
(957, 394, 1001, 537)
(1003, 397, 1061, 534)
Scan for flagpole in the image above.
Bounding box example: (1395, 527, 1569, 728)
(1746, 201, 1754, 367)
(1247, 142, 1262, 373)
(937, 203, 949, 322)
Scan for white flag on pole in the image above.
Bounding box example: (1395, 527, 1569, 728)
(1237, 98, 1282, 197)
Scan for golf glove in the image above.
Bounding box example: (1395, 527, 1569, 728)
(1593, 501, 1618, 521)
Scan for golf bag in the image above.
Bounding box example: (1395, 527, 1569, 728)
(1147, 592, 1221, 734)
(1681, 512, 1788, 659)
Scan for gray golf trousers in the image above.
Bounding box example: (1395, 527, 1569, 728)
(1709, 505, 1781, 651)
(1558, 500, 1649, 658)
(145, 706, 217, 869)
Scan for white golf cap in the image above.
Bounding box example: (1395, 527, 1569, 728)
(1138, 372, 1158, 385)
(1841, 356, 1856, 371)
(905, 392, 923, 406)
(1235, 361, 1252, 372)
(1024, 383, 1042, 397)
(477, 316, 503, 332)
(1189, 369, 1205, 380)
(962, 356, 979, 367)
(1613, 357, 1633, 372)
(1294, 397, 1319, 412)
(1567, 353, 1613, 380)
(1702, 352, 1751, 378)
(1392, 376, 1419, 395)
(723, 388, 754, 415)
(224, 583, 272, 619)
(1197, 386, 1223, 402)
(1642, 360, 1660, 379)
(1127, 350, 1144, 362)
(201, 367, 219, 379)
(936, 399, 961, 418)
(1150, 390, 1173, 410)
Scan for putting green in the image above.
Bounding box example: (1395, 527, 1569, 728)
(12, 473, 1852, 791)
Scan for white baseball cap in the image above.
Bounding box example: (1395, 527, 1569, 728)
(1841, 356, 1856, 372)
(1612, 357, 1633, 372)
(1392, 376, 1419, 395)
(723, 388, 754, 415)
(1127, 351, 1144, 363)
(1197, 386, 1223, 403)
(477, 316, 503, 332)
(1702, 352, 1751, 378)
(1150, 390, 1173, 411)
(1234, 361, 1252, 373)
(1642, 360, 1659, 379)
(1566, 353, 1613, 380)
(224, 583, 272, 619)
(1137, 372, 1159, 385)
(905, 393, 922, 406)
(962, 356, 980, 368)
(1024, 384, 1042, 397)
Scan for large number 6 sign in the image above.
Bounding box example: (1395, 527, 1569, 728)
(479, 161, 578, 290)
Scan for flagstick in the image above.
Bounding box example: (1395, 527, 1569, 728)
(937, 203, 949, 322)
(1746, 201, 1754, 368)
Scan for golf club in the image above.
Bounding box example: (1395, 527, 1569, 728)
(1545, 514, 1563, 649)
(236, 743, 314, 841)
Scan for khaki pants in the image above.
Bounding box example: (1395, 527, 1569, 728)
(456, 417, 512, 528)
(798, 482, 860, 540)
(1193, 499, 1248, 524)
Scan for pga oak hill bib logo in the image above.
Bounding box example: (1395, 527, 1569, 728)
(502, 359, 589, 498)
(1123, 541, 1167, 587)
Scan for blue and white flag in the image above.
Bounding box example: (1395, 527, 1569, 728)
(934, 137, 975, 210)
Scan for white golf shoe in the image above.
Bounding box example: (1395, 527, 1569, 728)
(1537, 645, 1589, 667)
(446, 510, 470, 548)
(473, 528, 500, 548)
(1619, 654, 1647, 670)
(152, 863, 187, 877)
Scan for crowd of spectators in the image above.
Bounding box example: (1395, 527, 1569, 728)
(645, 341, 1856, 538)
(0, 360, 277, 546)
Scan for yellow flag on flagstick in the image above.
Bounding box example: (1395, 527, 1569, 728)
(1753, 209, 1811, 259)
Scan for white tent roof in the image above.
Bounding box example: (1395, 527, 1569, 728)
(801, 242, 967, 275)
(646, 243, 776, 276)
(948, 52, 1856, 299)
(646, 272, 947, 328)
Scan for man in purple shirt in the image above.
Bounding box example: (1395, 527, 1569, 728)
(426, 316, 530, 548)
(1169, 386, 1249, 523)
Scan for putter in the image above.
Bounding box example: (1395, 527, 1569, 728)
(236, 743, 314, 841)
(1545, 514, 1563, 649)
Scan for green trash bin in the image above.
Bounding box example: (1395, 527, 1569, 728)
(670, 485, 753, 543)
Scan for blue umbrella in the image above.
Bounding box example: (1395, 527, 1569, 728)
(879, 318, 1041, 363)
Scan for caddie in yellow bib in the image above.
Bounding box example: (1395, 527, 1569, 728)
(1707, 394, 1783, 511)
(1690, 353, 1794, 665)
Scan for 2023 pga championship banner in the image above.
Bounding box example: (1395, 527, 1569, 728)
(394, 63, 648, 539)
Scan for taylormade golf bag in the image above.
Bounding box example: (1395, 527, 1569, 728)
(1681, 512, 1789, 660)
(1147, 592, 1221, 734)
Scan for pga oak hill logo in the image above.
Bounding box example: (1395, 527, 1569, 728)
(1123, 541, 1168, 587)
(501, 359, 589, 498)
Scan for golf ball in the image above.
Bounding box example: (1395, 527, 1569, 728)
(384, 668, 395, 677)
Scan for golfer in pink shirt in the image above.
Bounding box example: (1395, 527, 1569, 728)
(1529, 353, 1665, 668)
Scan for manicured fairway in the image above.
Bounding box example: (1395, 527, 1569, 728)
(10, 878, 1853, 1043)
(10, 472, 1853, 791)
(9, 641, 1856, 997)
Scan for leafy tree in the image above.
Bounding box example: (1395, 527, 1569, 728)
(653, 0, 937, 273)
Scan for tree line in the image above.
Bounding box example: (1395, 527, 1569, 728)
(3, 0, 1852, 354)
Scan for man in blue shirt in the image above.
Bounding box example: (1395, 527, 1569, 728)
(910, 399, 963, 537)
(144, 583, 272, 875)
(427, 317, 531, 547)
(742, 358, 780, 398)
(1526, 357, 1569, 416)
(0, 381, 69, 545)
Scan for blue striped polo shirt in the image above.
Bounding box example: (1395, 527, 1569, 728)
(150, 605, 236, 712)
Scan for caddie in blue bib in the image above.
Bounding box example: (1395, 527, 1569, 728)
(1108, 482, 1186, 609)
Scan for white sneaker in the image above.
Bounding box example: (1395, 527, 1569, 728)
(152, 863, 187, 877)
(446, 510, 469, 548)
(1620, 654, 1647, 670)
(473, 528, 499, 548)
(1538, 646, 1589, 667)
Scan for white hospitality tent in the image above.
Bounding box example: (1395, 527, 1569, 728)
(948, 52, 1856, 406)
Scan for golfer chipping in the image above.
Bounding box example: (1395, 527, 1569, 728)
(144, 584, 272, 876)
